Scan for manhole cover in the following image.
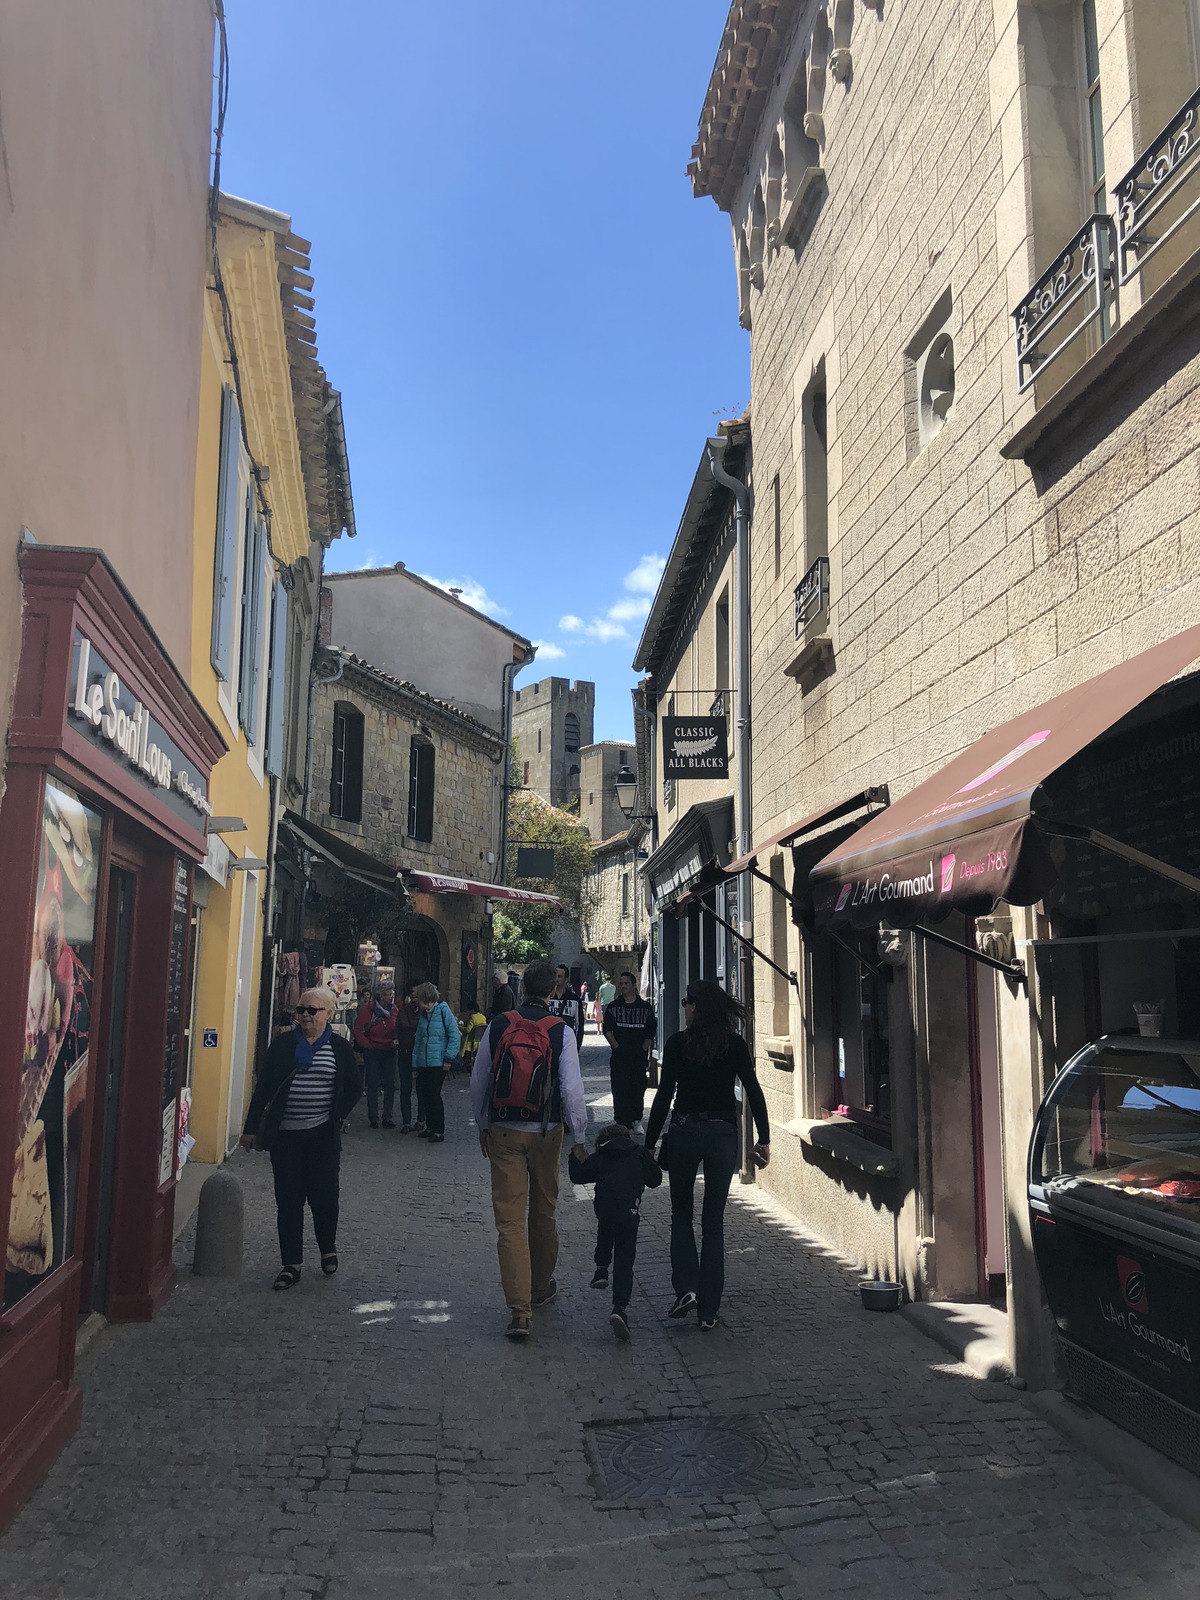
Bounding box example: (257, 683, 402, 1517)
(586, 1414, 808, 1502)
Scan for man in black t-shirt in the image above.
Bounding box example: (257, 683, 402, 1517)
(547, 963, 585, 1048)
(602, 970, 656, 1132)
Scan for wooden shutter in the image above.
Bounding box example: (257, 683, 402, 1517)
(264, 580, 288, 778)
(330, 709, 347, 816)
(408, 739, 434, 841)
(239, 511, 266, 738)
(210, 385, 241, 681)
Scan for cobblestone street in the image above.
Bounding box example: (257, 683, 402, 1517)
(4, 1036, 1200, 1600)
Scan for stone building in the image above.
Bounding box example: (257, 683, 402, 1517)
(512, 676, 595, 809)
(654, 0, 1200, 1432)
(579, 740, 646, 981)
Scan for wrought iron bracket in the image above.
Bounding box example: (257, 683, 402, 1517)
(1042, 822, 1200, 898)
(695, 899, 798, 989)
(912, 922, 1027, 986)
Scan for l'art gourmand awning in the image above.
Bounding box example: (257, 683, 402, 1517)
(407, 871, 563, 910)
(811, 625, 1200, 931)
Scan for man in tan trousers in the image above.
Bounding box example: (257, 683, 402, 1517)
(471, 959, 589, 1339)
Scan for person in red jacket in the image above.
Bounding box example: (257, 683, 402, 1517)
(352, 982, 399, 1128)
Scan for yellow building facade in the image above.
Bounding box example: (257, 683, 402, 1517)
(185, 195, 327, 1163)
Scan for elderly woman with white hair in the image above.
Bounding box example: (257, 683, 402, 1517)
(240, 986, 362, 1290)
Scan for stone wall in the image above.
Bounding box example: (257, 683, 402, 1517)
(583, 841, 642, 976)
(512, 676, 595, 809)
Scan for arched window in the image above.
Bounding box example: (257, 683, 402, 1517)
(564, 712, 581, 753)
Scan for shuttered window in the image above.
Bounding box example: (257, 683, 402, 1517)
(210, 384, 242, 681)
(238, 505, 265, 739)
(330, 704, 364, 822)
(408, 738, 435, 842)
(264, 580, 288, 778)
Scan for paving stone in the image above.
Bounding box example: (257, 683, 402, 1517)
(0, 1042, 1198, 1599)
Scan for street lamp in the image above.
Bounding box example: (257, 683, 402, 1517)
(613, 763, 637, 820)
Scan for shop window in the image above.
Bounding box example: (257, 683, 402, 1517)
(830, 932, 891, 1134)
(210, 384, 241, 682)
(408, 738, 435, 842)
(769, 854, 790, 1037)
(564, 712, 581, 753)
(330, 704, 364, 823)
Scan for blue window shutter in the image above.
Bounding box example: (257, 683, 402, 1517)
(210, 384, 241, 681)
(239, 511, 266, 739)
(265, 580, 288, 777)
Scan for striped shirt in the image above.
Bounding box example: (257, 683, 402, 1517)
(279, 1042, 337, 1131)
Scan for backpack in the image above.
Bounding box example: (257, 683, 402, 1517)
(489, 1010, 559, 1127)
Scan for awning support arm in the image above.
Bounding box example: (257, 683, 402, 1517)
(1044, 822, 1200, 898)
(696, 900, 798, 989)
(912, 923, 1026, 986)
(828, 927, 887, 979)
(748, 864, 789, 897)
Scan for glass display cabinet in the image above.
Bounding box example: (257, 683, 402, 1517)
(1028, 1035, 1200, 1472)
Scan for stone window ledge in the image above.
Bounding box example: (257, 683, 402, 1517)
(784, 1115, 899, 1177)
(764, 1035, 794, 1070)
(783, 634, 834, 690)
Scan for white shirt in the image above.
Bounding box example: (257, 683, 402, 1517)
(470, 1006, 588, 1144)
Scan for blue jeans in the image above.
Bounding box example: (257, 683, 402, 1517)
(667, 1117, 739, 1320)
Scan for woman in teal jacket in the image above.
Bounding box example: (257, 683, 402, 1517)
(410, 982, 460, 1142)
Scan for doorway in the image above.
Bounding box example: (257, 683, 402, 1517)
(90, 866, 135, 1317)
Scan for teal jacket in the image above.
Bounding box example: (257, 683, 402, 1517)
(411, 1001, 461, 1068)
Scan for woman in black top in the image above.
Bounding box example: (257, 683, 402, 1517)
(644, 980, 769, 1329)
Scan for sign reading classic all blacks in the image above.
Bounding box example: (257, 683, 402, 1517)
(662, 716, 729, 778)
(69, 631, 212, 827)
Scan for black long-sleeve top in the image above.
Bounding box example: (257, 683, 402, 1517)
(644, 1030, 770, 1150)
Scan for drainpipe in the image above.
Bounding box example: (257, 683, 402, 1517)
(707, 436, 755, 1182)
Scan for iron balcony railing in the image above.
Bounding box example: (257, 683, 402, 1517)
(1012, 214, 1115, 393)
(1116, 84, 1200, 286)
(794, 555, 830, 639)
(1012, 84, 1200, 392)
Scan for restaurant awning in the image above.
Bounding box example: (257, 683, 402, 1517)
(281, 811, 400, 894)
(407, 871, 563, 909)
(643, 798, 736, 912)
(811, 625, 1200, 931)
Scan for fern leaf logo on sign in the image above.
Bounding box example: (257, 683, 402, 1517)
(662, 716, 729, 777)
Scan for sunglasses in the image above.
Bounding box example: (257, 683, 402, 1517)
(294, 1005, 327, 1017)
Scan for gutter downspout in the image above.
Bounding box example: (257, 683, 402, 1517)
(708, 436, 756, 1184)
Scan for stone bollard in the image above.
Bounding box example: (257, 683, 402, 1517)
(192, 1167, 244, 1277)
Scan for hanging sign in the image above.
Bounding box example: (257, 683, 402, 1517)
(662, 716, 729, 777)
(69, 631, 212, 823)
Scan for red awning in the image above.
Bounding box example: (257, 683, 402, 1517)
(811, 625, 1200, 930)
(407, 871, 563, 909)
(724, 788, 890, 876)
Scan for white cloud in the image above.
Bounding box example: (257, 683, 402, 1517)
(583, 617, 631, 643)
(607, 596, 651, 623)
(326, 545, 384, 573)
(419, 574, 507, 617)
(624, 553, 666, 596)
(559, 614, 584, 633)
(531, 639, 565, 660)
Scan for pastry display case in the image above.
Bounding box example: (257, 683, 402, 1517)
(1029, 1035, 1200, 1471)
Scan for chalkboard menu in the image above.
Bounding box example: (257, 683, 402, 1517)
(163, 857, 190, 1112)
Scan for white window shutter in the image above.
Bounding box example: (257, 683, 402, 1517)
(239, 510, 266, 739)
(265, 580, 288, 777)
(210, 385, 241, 681)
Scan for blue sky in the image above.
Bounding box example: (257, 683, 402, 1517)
(220, 0, 748, 741)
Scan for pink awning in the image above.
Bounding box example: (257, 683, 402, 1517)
(407, 871, 563, 909)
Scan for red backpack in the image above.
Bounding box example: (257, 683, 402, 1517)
(489, 1011, 559, 1127)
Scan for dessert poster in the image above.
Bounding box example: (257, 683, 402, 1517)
(5, 781, 101, 1308)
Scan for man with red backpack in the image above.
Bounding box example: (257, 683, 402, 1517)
(470, 959, 589, 1340)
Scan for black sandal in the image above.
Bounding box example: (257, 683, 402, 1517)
(320, 1253, 339, 1276)
(273, 1266, 302, 1291)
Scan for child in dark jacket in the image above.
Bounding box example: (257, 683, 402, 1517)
(568, 1123, 662, 1341)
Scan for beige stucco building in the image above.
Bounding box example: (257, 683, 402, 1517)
(639, 0, 1200, 1442)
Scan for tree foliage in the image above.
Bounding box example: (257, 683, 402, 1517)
(500, 791, 597, 952)
(490, 908, 549, 964)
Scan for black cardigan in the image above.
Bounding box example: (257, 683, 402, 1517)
(243, 1030, 363, 1151)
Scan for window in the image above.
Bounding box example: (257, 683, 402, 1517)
(237, 502, 265, 739)
(523, 761, 530, 786)
(264, 580, 288, 778)
(802, 367, 828, 570)
(408, 738, 435, 841)
(564, 712, 581, 753)
(210, 384, 241, 682)
(621, 872, 630, 915)
(831, 933, 891, 1131)
(772, 472, 782, 579)
(537, 729, 542, 753)
(588, 792, 594, 806)
(330, 704, 364, 822)
(715, 589, 730, 693)
(1081, 0, 1105, 215)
